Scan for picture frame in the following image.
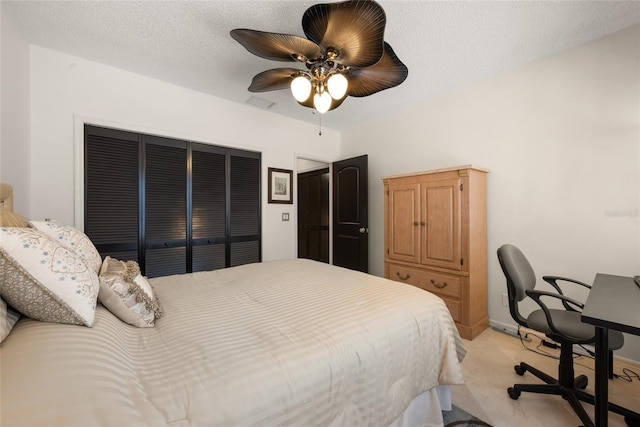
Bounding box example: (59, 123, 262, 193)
(268, 167, 293, 204)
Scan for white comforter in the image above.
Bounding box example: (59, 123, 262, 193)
(1, 259, 465, 426)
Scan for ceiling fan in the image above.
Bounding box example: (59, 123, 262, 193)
(230, 0, 408, 114)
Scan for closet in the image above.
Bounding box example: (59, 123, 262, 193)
(84, 125, 260, 278)
(383, 165, 488, 339)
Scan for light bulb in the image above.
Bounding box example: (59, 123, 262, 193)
(291, 76, 312, 102)
(327, 73, 348, 100)
(313, 91, 332, 114)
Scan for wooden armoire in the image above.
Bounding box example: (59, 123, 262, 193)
(383, 165, 488, 340)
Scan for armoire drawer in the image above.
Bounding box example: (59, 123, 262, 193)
(387, 263, 462, 299)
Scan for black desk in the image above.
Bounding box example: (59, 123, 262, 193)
(582, 273, 640, 427)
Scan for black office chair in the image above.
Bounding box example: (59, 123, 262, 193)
(497, 244, 632, 427)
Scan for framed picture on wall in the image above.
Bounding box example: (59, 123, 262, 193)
(268, 167, 293, 204)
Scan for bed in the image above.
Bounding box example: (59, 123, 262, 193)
(0, 184, 466, 427)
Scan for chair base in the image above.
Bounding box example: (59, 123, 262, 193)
(509, 361, 640, 427)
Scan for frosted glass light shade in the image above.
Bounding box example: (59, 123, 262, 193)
(313, 92, 332, 114)
(291, 76, 312, 102)
(327, 73, 348, 100)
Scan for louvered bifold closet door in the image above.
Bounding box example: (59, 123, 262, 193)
(229, 150, 261, 266)
(85, 124, 261, 278)
(144, 135, 188, 278)
(85, 126, 140, 263)
(192, 143, 226, 272)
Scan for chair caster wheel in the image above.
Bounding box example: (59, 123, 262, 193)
(625, 415, 640, 427)
(514, 365, 526, 376)
(508, 387, 520, 400)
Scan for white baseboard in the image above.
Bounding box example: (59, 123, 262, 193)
(489, 319, 519, 338)
(489, 319, 639, 366)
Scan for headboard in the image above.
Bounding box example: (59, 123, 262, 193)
(0, 182, 14, 212)
(0, 183, 28, 227)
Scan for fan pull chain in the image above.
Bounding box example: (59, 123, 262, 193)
(318, 113, 322, 136)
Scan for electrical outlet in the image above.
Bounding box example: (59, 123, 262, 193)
(282, 212, 289, 221)
(502, 293, 508, 307)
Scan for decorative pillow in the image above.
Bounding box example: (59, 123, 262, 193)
(98, 256, 162, 327)
(0, 227, 99, 327)
(0, 297, 20, 343)
(29, 220, 102, 274)
(0, 207, 28, 227)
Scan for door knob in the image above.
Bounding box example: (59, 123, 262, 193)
(359, 227, 368, 234)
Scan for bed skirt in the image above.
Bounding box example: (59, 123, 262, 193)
(389, 385, 451, 427)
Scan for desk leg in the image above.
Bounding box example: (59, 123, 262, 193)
(594, 326, 608, 427)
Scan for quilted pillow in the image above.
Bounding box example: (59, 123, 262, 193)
(0, 297, 20, 343)
(98, 256, 162, 327)
(29, 220, 102, 274)
(0, 227, 99, 327)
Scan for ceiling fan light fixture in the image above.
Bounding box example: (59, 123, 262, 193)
(231, 0, 408, 114)
(313, 91, 332, 114)
(291, 75, 312, 102)
(327, 73, 348, 100)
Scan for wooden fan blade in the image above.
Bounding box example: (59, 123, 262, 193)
(302, 0, 386, 68)
(297, 93, 348, 112)
(347, 42, 408, 97)
(230, 29, 322, 62)
(248, 68, 302, 92)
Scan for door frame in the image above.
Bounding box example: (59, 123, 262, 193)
(295, 154, 333, 265)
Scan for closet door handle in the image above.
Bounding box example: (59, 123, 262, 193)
(420, 221, 426, 226)
(431, 279, 448, 289)
(396, 272, 410, 281)
(413, 221, 419, 226)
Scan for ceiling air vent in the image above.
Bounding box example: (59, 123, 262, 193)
(246, 96, 275, 109)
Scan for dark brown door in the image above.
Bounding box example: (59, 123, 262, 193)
(297, 168, 330, 263)
(332, 155, 368, 272)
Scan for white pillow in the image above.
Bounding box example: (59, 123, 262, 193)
(29, 220, 102, 274)
(0, 227, 99, 327)
(98, 256, 162, 327)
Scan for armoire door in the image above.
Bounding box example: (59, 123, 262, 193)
(387, 182, 420, 263)
(420, 178, 461, 270)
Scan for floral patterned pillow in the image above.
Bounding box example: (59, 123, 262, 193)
(98, 256, 162, 327)
(29, 220, 102, 274)
(0, 227, 100, 327)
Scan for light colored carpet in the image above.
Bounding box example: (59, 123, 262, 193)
(451, 328, 640, 427)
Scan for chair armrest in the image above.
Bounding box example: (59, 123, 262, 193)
(527, 290, 585, 310)
(543, 275, 591, 290)
(542, 276, 591, 311)
(525, 289, 587, 340)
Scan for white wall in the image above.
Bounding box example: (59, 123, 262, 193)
(0, 4, 31, 213)
(341, 25, 640, 361)
(28, 45, 340, 262)
(6, 8, 639, 362)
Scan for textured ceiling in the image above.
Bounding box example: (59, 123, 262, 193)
(4, 0, 640, 131)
